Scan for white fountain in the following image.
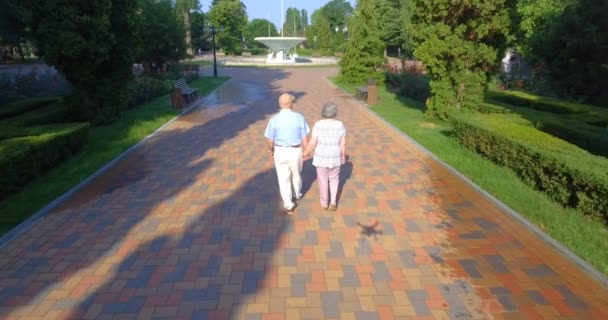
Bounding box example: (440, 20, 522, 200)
(254, 0, 306, 64)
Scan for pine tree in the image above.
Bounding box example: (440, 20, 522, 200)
(337, 0, 384, 85)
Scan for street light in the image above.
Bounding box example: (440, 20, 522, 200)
(207, 25, 223, 78)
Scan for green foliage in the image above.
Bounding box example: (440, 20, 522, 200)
(0, 0, 32, 51)
(2, 101, 68, 126)
(136, 0, 186, 70)
(532, 0, 608, 105)
(322, 0, 354, 31)
(245, 19, 278, 48)
(127, 77, 172, 108)
(208, 0, 248, 55)
(0, 123, 90, 199)
(337, 0, 385, 85)
(408, 0, 513, 118)
(451, 112, 608, 221)
(514, 0, 573, 57)
(0, 97, 61, 120)
(375, 0, 412, 54)
(26, 0, 138, 124)
(384, 70, 430, 102)
(175, 0, 200, 56)
(306, 10, 332, 50)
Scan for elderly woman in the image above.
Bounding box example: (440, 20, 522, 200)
(304, 102, 346, 211)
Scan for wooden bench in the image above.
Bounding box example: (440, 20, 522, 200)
(356, 85, 369, 100)
(172, 78, 198, 103)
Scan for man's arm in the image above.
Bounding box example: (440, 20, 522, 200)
(267, 139, 274, 155)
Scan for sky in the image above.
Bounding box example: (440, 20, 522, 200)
(204, 0, 356, 31)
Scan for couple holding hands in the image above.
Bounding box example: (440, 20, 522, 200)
(264, 93, 346, 214)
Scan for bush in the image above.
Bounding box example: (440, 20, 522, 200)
(3, 101, 69, 126)
(385, 71, 430, 102)
(0, 123, 90, 199)
(127, 77, 172, 108)
(250, 48, 269, 56)
(487, 91, 608, 118)
(0, 97, 62, 120)
(450, 112, 608, 221)
(534, 117, 608, 158)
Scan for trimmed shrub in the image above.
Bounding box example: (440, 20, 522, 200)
(487, 91, 608, 118)
(0, 97, 62, 120)
(450, 112, 608, 221)
(0, 123, 90, 199)
(3, 101, 69, 126)
(385, 72, 430, 102)
(127, 77, 172, 108)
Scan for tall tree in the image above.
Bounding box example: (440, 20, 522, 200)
(515, 0, 574, 57)
(408, 0, 513, 117)
(245, 19, 278, 48)
(337, 0, 384, 84)
(322, 0, 354, 31)
(176, 0, 200, 56)
(284, 7, 302, 37)
(26, 0, 138, 123)
(533, 0, 608, 104)
(301, 9, 308, 29)
(375, 0, 408, 56)
(0, 0, 32, 60)
(135, 0, 186, 70)
(306, 9, 332, 50)
(208, 0, 248, 55)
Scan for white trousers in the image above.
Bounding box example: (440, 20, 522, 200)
(273, 146, 303, 209)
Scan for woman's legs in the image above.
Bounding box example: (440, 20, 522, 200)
(316, 167, 330, 207)
(328, 166, 341, 206)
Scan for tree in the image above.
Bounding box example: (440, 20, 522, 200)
(375, 0, 411, 57)
(284, 7, 302, 37)
(0, 0, 33, 60)
(208, 0, 248, 55)
(245, 19, 278, 48)
(514, 0, 574, 58)
(190, 10, 210, 52)
(408, 0, 513, 117)
(322, 0, 354, 31)
(26, 0, 138, 123)
(176, 0, 200, 56)
(532, 0, 608, 105)
(301, 9, 308, 29)
(306, 9, 332, 50)
(337, 0, 384, 84)
(135, 0, 186, 71)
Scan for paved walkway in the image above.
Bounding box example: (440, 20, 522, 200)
(0, 67, 607, 320)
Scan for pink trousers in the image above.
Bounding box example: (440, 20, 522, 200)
(316, 166, 340, 207)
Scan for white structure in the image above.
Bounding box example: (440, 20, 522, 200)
(254, 37, 306, 64)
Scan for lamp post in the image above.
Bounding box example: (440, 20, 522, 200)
(211, 25, 218, 78)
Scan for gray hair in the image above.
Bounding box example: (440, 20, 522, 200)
(321, 102, 338, 118)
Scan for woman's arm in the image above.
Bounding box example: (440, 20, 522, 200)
(303, 136, 317, 159)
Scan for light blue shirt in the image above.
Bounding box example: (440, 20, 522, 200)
(264, 109, 310, 146)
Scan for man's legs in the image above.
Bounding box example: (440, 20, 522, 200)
(274, 147, 294, 210)
(289, 148, 303, 200)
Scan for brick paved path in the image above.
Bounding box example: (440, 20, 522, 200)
(0, 68, 607, 320)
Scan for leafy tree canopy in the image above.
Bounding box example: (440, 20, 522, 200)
(245, 19, 278, 48)
(208, 0, 248, 54)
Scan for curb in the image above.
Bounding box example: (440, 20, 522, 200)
(0, 80, 232, 248)
(325, 77, 608, 288)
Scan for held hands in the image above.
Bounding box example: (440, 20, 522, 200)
(341, 154, 346, 165)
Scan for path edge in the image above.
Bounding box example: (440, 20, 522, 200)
(0, 81, 231, 248)
(324, 77, 608, 288)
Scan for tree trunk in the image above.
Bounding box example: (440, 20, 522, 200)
(184, 12, 193, 56)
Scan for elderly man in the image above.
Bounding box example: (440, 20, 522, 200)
(264, 93, 310, 214)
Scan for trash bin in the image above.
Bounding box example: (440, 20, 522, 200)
(171, 88, 183, 109)
(367, 85, 378, 106)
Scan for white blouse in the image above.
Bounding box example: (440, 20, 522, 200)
(311, 119, 346, 168)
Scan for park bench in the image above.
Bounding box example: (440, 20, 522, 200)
(356, 78, 377, 100)
(172, 78, 198, 103)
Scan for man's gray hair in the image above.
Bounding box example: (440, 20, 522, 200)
(321, 102, 338, 118)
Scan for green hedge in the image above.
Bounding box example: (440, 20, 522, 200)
(127, 77, 172, 108)
(0, 123, 90, 199)
(487, 91, 608, 119)
(450, 112, 608, 221)
(0, 97, 62, 120)
(3, 101, 69, 126)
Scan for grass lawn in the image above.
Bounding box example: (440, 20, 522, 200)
(0, 77, 229, 236)
(332, 79, 608, 275)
